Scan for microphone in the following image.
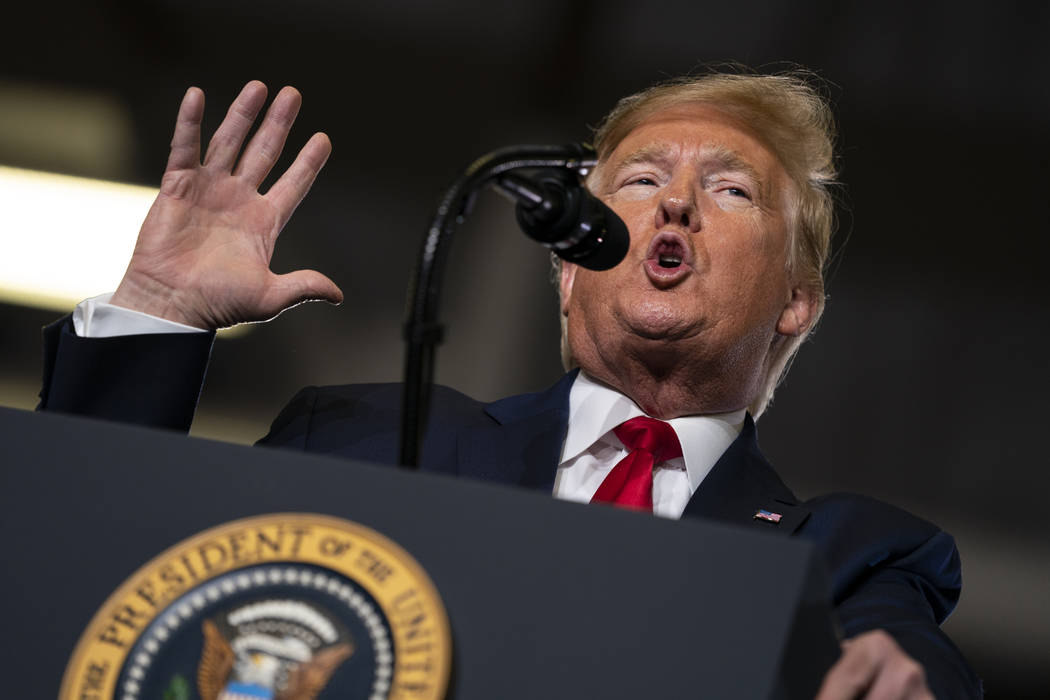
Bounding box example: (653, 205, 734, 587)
(401, 143, 628, 468)
(494, 170, 629, 271)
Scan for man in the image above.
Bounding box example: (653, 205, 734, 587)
(39, 74, 981, 698)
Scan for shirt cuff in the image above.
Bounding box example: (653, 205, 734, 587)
(73, 293, 207, 338)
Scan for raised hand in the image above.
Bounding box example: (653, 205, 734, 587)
(110, 81, 343, 329)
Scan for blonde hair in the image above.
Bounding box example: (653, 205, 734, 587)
(559, 70, 839, 417)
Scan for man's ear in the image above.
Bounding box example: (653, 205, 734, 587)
(776, 283, 819, 337)
(559, 262, 578, 316)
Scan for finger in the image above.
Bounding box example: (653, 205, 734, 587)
(165, 87, 204, 172)
(258, 270, 344, 320)
(203, 80, 268, 171)
(266, 132, 332, 228)
(815, 639, 881, 700)
(864, 652, 931, 700)
(235, 86, 303, 187)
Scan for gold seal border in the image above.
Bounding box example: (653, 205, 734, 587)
(59, 512, 452, 700)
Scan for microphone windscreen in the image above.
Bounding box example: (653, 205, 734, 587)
(556, 195, 629, 271)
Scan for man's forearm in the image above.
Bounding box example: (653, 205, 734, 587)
(38, 309, 214, 432)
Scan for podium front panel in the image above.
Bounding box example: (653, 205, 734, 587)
(0, 407, 837, 699)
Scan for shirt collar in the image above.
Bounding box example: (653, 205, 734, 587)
(560, 371, 746, 492)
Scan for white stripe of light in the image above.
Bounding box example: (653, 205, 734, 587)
(0, 165, 154, 312)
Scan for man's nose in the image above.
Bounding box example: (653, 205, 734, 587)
(656, 184, 701, 232)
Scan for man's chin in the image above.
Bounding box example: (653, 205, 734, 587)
(620, 313, 702, 343)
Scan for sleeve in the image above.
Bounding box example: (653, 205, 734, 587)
(834, 530, 983, 699)
(74, 293, 207, 338)
(255, 386, 319, 450)
(804, 494, 984, 699)
(38, 314, 215, 432)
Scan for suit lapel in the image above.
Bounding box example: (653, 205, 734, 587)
(454, 375, 810, 535)
(455, 370, 577, 492)
(682, 415, 810, 536)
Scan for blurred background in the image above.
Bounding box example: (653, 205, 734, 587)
(1, 1, 1047, 696)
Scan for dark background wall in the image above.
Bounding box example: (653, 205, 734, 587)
(1, 1, 1047, 696)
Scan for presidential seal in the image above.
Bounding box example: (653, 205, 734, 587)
(60, 514, 451, 700)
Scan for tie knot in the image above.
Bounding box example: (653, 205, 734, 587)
(613, 416, 683, 463)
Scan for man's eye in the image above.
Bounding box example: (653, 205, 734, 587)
(725, 186, 751, 199)
(626, 177, 657, 186)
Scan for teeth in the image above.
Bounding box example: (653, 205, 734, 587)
(658, 255, 682, 268)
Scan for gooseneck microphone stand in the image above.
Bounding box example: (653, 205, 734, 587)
(399, 144, 599, 468)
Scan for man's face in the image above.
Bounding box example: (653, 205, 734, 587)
(560, 103, 815, 412)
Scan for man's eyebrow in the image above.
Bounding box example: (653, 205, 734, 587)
(701, 144, 775, 203)
(616, 143, 677, 169)
(702, 145, 764, 187)
(602, 143, 677, 183)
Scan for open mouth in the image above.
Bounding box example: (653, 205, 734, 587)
(657, 249, 683, 268)
(650, 234, 688, 268)
(644, 232, 693, 285)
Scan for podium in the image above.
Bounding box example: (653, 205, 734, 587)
(0, 407, 839, 698)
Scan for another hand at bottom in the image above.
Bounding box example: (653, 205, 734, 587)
(815, 630, 934, 700)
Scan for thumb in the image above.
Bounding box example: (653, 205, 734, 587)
(260, 269, 344, 318)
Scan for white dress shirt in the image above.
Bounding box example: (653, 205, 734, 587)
(73, 296, 746, 520)
(73, 293, 203, 337)
(555, 372, 745, 519)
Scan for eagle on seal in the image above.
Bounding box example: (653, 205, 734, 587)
(196, 607, 353, 700)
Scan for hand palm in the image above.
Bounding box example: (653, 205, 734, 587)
(112, 82, 341, 329)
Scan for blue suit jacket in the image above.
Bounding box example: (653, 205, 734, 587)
(39, 317, 982, 697)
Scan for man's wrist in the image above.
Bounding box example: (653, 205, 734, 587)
(73, 293, 208, 338)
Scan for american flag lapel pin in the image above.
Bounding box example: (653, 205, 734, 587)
(753, 509, 783, 524)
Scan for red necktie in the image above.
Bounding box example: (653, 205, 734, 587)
(591, 416, 683, 511)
